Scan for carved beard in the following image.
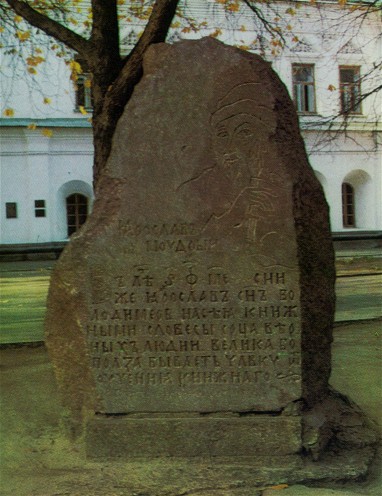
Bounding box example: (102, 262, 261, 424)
(219, 145, 262, 183)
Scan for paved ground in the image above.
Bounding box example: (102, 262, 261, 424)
(0, 248, 381, 495)
(1, 249, 381, 344)
(0, 320, 381, 496)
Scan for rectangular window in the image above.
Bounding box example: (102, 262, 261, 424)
(75, 73, 93, 111)
(292, 64, 316, 113)
(73, 57, 93, 112)
(5, 202, 17, 219)
(34, 199, 46, 218)
(342, 183, 356, 228)
(339, 66, 361, 114)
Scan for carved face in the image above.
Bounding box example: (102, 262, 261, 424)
(212, 113, 262, 182)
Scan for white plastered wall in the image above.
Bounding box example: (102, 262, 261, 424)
(0, 127, 93, 244)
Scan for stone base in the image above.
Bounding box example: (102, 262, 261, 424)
(86, 414, 302, 458)
(84, 391, 379, 488)
(83, 447, 377, 492)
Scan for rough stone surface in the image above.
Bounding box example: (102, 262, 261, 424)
(86, 415, 301, 458)
(45, 38, 376, 472)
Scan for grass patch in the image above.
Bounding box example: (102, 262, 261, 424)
(0, 275, 50, 344)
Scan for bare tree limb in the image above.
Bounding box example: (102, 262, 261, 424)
(242, 0, 286, 43)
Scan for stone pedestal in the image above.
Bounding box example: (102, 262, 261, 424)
(86, 414, 301, 458)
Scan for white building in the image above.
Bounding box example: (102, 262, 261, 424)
(1, 0, 381, 250)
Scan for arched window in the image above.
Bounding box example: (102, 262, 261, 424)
(342, 182, 355, 228)
(66, 193, 88, 236)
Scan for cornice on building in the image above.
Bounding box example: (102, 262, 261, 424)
(299, 116, 382, 132)
(0, 118, 92, 128)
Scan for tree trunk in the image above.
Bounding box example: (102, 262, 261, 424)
(4, 0, 180, 189)
(91, 0, 180, 186)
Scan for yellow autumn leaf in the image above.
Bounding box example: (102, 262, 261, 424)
(16, 31, 30, 41)
(27, 123, 37, 130)
(268, 483, 289, 490)
(339, 0, 347, 5)
(26, 56, 45, 66)
(43, 97, 51, 104)
(271, 39, 283, 47)
(84, 79, 92, 88)
(14, 15, 23, 23)
(3, 108, 15, 117)
(41, 128, 53, 138)
(227, 3, 240, 12)
(27, 67, 37, 74)
(69, 60, 82, 73)
(210, 28, 222, 38)
(0, 27, 4, 33)
(328, 84, 337, 91)
(78, 106, 88, 115)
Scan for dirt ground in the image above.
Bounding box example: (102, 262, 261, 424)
(0, 320, 381, 496)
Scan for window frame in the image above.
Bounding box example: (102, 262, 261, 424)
(66, 193, 89, 237)
(5, 202, 17, 219)
(342, 182, 356, 228)
(34, 199, 46, 218)
(73, 57, 93, 112)
(74, 73, 93, 112)
(339, 65, 362, 115)
(292, 63, 317, 114)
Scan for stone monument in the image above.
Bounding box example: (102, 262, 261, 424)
(46, 38, 376, 482)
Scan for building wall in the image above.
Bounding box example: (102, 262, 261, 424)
(0, 127, 93, 244)
(1, 1, 381, 245)
(307, 132, 381, 232)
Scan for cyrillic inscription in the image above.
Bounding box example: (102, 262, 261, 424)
(85, 263, 301, 391)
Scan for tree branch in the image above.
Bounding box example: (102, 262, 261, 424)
(103, 0, 179, 119)
(91, 0, 121, 66)
(120, 0, 179, 67)
(242, 0, 286, 43)
(4, 0, 90, 54)
(92, 0, 179, 183)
